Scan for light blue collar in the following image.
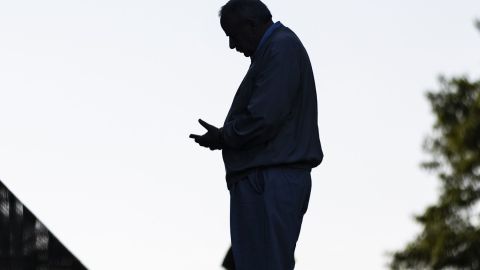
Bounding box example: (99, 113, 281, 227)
(252, 21, 282, 59)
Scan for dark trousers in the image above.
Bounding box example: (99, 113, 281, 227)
(229, 166, 312, 270)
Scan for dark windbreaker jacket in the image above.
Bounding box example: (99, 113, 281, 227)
(220, 23, 323, 189)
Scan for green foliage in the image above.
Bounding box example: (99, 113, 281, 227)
(389, 74, 480, 268)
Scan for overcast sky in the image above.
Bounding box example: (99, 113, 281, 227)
(1, 0, 479, 269)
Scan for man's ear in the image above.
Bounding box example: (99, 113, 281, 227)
(245, 17, 258, 32)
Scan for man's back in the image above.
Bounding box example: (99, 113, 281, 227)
(221, 23, 323, 188)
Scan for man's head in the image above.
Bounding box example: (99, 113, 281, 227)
(219, 0, 273, 57)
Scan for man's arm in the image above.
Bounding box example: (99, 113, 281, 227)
(222, 40, 301, 150)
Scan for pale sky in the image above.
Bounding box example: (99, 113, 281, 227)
(0, 0, 479, 269)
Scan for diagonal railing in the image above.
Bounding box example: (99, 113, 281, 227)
(0, 180, 87, 269)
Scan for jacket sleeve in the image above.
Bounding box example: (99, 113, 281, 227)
(221, 40, 301, 150)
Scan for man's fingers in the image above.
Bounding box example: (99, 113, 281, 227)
(190, 130, 215, 149)
(198, 119, 213, 130)
(189, 134, 200, 139)
(190, 134, 205, 145)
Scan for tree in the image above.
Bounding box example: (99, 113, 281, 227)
(390, 25, 480, 269)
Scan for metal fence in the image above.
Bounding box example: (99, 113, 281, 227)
(0, 181, 87, 270)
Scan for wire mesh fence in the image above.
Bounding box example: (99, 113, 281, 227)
(0, 181, 87, 270)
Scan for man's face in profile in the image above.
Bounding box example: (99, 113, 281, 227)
(221, 16, 256, 57)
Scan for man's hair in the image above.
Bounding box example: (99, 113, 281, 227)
(219, 0, 272, 24)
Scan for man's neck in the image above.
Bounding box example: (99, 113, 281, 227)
(251, 21, 276, 60)
(257, 21, 274, 41)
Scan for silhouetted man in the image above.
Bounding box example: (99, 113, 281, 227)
(189, 0, 323, 269)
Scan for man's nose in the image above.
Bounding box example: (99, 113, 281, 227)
(229, 37, 235, 49)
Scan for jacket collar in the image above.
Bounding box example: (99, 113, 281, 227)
(251, 21, 284, 62)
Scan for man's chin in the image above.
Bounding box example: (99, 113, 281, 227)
(236, 50, 250, 57)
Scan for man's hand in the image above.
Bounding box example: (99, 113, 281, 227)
(189, 119, 224, 150)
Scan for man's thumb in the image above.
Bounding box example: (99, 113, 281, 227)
(198, 119, 212, 130)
